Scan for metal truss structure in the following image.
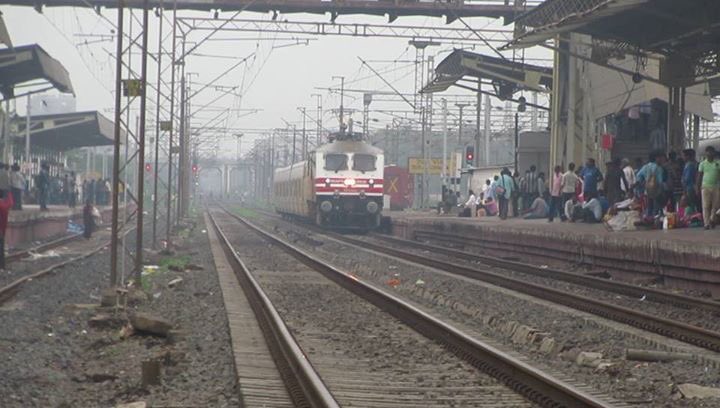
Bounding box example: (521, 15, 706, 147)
(7, 0, 528, 21)
(177, 16, 514, 46)
(109, 1, 151, 286)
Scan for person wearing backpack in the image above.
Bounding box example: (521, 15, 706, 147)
(637, 151, 666, 218)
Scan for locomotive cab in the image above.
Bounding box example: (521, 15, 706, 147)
(313, 140, 384, 229)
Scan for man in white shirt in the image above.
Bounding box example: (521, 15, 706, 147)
(10, 164, 25, 210)
(560, 162, 579, 218)
(458, 189, 476, 217)
(621, 158, 636, 195)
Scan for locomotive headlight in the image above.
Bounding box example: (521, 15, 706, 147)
(366, 201, 379, 214)
(324, 178, 331, 185)
(343, 178, 355, 186)
(368, 179, 374, 185)
(320, 200, 333, 213)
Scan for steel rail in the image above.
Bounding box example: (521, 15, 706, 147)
(219, 207, 615, 408)
(414, 229, 718, 278)
(207, 211, 339, 408)
(371, 233, 720, 313)
(6, 233, 82, 263)
(319, 231, 720, 354)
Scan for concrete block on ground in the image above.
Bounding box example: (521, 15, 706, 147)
(88, 313, 127, 329)
(576, 351, 604, 367)
(677, 383, 720, 399)
(539, 338, 558, 355)
(511, 325, 536, 344)
(116, 402, 146, 408)
(129, 313, 173, 337)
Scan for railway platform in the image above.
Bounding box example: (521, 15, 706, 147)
(6, 205, 112, 249)
(388, 211, 720, 296)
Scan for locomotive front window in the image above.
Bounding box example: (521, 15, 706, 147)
(352, 154, 376, 172)
(324, 154, 348, 172)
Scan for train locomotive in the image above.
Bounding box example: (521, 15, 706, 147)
(273, 132, 384, 229)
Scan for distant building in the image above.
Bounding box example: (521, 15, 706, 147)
(30, 94, 76, 115)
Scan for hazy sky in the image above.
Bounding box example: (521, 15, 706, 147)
(3, 4, 551, 156)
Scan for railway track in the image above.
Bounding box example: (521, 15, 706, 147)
(285, 225, 720, 354)
(211, 207, 619, 408)
(411, 229, 715, 288)
(371, 234, 720, 313)
(0, 233, 101, 304)
(7, 233, 82, 263)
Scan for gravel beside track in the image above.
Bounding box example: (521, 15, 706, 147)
(0, 217, 240, 407)
(213, 210, 538, 408)
(249, 211, 720, 407)
(360, 235, 720, 334)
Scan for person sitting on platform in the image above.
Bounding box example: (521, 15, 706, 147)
(523, 196, 549, 219)
(480, 196, 498, 217)
(580, 192, 610, 223)
(0, 192, 14, 269)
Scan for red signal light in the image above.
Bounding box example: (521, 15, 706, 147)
(145, 163, 152, 172)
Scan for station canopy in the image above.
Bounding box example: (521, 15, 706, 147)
(505, 0, 720, 84)
(0, 44, 74, 99)
(17, 111, 120, 151)
(421, 49, 553, 98)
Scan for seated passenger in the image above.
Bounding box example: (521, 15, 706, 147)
(523, 196, 549, 219)
(477, 196, 497, 217)
(581, 194, 610, 223)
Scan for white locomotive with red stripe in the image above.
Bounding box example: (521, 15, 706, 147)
(273, 134, 384, 229)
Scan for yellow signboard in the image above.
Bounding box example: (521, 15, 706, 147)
(123, 79, 142, 97)
(408, 157, 458, 175)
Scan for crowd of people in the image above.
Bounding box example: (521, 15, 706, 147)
(445, 146, 720, 230)
(0, 161, 114, 212)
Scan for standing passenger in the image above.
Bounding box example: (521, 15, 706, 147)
(603, 159, 628, 207)
(561, 163, 579, 218)
(36, 163, 50, 211)
(697, 146, 720, 229)
(681, 149, 698, 209)
(497, 168, 514, 220)
(581, 158, 604, 201)
(548, 165, 564, 222)
(0, 192, 14, 269)
(10, 164, 25, 210)
(83, 199, 95, 239)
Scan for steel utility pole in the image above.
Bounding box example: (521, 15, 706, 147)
(483, 93, 491, 167)
(475, 78, 481, 168)
(134, 3, 150, 283)
(25, 94, 30, 166)
(441, 98, 448, 187)
(166, 2, 177, 246)
(291, 125, 297, 164)
(299, 107, 306, 159)
(455, 102, 469, 147)
(311, 93, 322, 145)
(151, 3, 163, 250)
(110, 1, 125, 286)
(332, 75, 345, 130)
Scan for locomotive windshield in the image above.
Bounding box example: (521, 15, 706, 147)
(352, 154, 376, 172)
(324, 154, 348, 172)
